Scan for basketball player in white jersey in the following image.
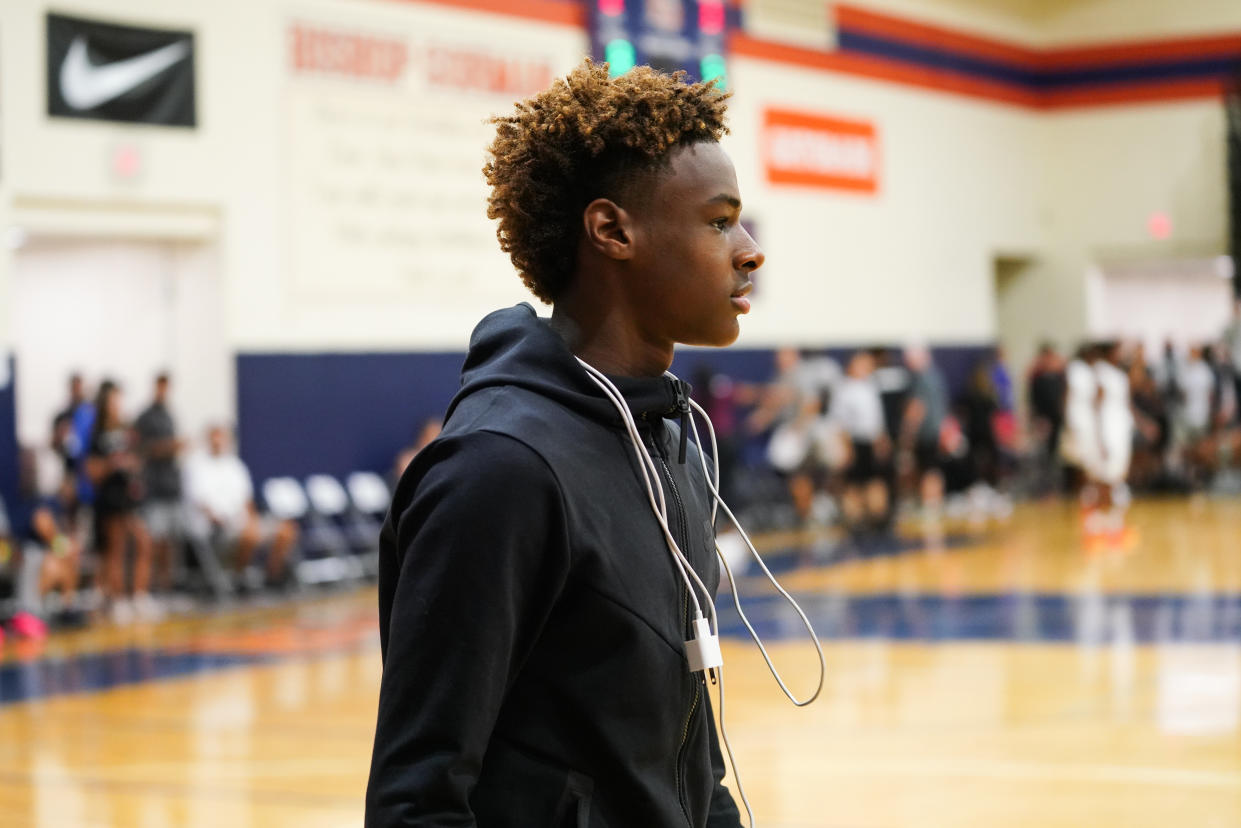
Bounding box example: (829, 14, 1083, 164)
(1062, 343, 1102, 503)
(1091, 341, 1134, 540)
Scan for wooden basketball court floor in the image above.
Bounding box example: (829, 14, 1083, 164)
(2, 498, 1239, 827)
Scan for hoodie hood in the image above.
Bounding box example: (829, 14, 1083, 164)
(448, 304, 690, 431)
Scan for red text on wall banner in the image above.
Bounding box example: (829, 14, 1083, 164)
(289, 23, 408, 82)
(761, 108, 879, 193)
(425, 46, 554, 96)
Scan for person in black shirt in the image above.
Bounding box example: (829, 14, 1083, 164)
(86, 380, 158, 623)
(1027, 343, 1067, 494)
(135, 373, 185, 593)
(367, 61, 762, 827)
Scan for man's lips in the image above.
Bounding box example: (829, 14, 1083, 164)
(731, 282, 753, 313)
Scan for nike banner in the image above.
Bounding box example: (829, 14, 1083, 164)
(47, 13, 196, 127)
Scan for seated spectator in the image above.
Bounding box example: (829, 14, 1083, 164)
(185, 425, 297, 589)
(11, 449, 83, 639)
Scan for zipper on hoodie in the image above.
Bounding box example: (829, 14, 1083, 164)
(651, 425, 701, 828)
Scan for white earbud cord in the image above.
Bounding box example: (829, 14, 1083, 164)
(576, 358, 825, 828)
(680, 386, 824, 828)
(575, 359, 717, 626)
(684, 395, 827, 707)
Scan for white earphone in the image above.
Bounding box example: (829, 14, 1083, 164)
(577, 357, 826, 828)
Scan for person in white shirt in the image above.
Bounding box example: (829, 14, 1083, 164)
(832, 350, 890, 534)
(1061, 344, 1102, 495)
(185, 425, 297, 586)
(1180, 344, 1215, 437)
(1090, 341, 1134, 537)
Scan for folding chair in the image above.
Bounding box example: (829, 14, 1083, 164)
(305, 474, 377, 577)
(263, 476, 353, 586)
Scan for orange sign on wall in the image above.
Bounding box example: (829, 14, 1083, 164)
(761, 108, 880, 194)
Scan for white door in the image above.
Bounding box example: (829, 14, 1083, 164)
(1086, 257, 1235, 353)
(10, 238, 231, 452)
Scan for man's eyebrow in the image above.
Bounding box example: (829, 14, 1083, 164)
(706, 194, 741, 209)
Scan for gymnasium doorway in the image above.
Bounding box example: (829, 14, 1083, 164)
(1085, 257, 1235, 352)
(10, 237, 231, 458)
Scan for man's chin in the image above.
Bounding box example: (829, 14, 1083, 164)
(683, 321, 741, 349)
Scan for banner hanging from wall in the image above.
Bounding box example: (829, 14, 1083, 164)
(761, 108, 879, 194)
(46, 13, 197, 127)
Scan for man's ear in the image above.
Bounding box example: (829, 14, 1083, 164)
(582, 198, 635, 261)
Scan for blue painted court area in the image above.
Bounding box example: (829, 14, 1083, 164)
(718, 591, 1241, 644)
(0, 647, 277, 707)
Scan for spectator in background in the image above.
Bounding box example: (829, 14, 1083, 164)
(391, 418, 442, 486)
(53, 373, 95, 518)
(86, 380, 158, 624)
(135, 373, 185, 593)
(1181, 344, 1215, 441)
(1152, 339, 1183, 421)
(901, 345, 947, 516)
(691, 364, 742, 507)
(186, 425, 297, 589)
(751, 348, 840, 526)
(1027, 343, 1067, 467)
(833, 350, 890, 536)
(1128, 355, 1167, 489)
(9, 448, 82, 640)
(1179, 343, 1221, 487)
(958, 361, 1001, 490)
(1224, 299, 1241, 422)
(1208, 341, 1237, 426)
(992, 346, 1015, 412)
(53, 373, 93, 469)
(873, 347, 909, 526)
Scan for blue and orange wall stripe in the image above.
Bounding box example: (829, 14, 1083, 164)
(386, 0, 1241, 110)
(830, 3, 1241, 109)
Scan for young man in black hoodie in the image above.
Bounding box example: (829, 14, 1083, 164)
(366, 61, 763, 827)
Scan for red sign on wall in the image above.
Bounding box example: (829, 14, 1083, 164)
(761, 108, 880, 194)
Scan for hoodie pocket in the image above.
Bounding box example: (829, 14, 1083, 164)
(473, 737, 595, 827)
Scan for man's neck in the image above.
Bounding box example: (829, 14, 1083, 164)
(550, 298, 672, 378)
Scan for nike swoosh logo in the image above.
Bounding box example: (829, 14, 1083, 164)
(59, 35, 190, 111)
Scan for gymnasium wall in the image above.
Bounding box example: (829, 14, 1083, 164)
(3, 0, 1241, 485)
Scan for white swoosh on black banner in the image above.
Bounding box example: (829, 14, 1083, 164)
(59, 35, 191, 111)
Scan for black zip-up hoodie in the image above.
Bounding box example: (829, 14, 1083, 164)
(366, 304, 742, 827)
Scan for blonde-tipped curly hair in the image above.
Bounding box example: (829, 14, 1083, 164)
(484, 60, 730, 303)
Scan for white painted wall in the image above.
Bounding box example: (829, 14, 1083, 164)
(727, 54, 1043, 346)
(0, 0, 1237, 365)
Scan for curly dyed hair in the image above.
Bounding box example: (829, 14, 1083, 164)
(484, 60, 730, 303)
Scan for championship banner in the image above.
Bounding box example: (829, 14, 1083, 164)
(47, 13, 197, 127)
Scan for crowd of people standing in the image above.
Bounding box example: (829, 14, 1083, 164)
(698, 303, 1241, 543)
